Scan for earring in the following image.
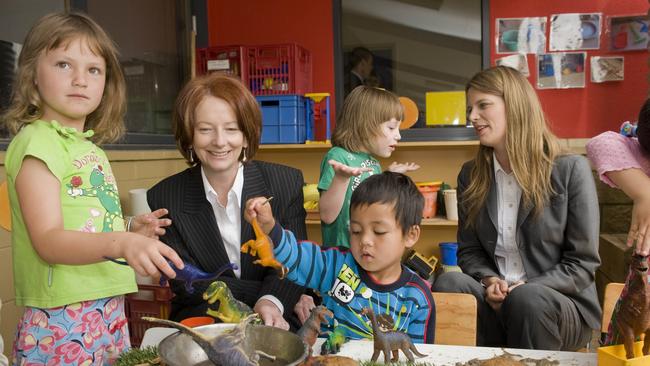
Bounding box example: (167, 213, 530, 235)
(242, 147, 247, 163)
(188, 147, 195, 164)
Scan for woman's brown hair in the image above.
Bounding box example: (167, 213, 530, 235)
(173, 73, 261, 165)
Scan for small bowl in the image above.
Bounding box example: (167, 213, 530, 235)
(158, 323, 309, 366)
(179, 316, 215, 328)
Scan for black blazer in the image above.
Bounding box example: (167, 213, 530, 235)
(147, 160, 307, 321)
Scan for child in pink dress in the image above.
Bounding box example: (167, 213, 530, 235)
(586, 99, 650, 255)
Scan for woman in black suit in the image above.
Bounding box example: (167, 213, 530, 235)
(147, 74, 312, 329)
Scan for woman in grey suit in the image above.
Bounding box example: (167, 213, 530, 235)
(147, 74, 314, 330)
(433, 66, 601, 351)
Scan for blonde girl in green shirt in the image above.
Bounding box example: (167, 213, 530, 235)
(3, 13, 183, 365)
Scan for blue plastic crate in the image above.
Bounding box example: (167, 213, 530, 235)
(257, 94, 310, 144)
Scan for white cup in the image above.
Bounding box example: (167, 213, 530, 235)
(443, 189, 458, 221)
(129, 188, 151, 216)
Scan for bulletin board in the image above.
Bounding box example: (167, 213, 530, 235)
(489, 0, 649, 138)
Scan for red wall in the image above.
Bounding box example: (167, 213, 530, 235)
(490, 0, 648, 138)
(206, 0, 336, 119)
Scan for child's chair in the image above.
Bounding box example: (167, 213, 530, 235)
(431, 292, 477, 346)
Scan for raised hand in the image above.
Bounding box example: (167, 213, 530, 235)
(387, 162, 420, 173)
(328, 159, 373, 178)
(129, 208, 172, 239)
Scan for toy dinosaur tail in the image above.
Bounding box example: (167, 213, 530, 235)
(409, 343, 427, 358)
(142, 317, 212, 350)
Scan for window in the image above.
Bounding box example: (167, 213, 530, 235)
(337, 0, 488, 141)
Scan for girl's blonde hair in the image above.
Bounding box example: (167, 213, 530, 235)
(332, 86, 403, 152)
(462, 66, 564, 225)
(2, 12, 126, 144)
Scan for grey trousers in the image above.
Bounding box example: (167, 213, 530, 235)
(432, 272, 593, 351)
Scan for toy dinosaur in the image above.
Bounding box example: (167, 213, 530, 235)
(143, 314, 275, 366)
(299, 355, 359, 366)
(605, 254, 650, 359)
(321, 326, 348, 355)
(241, 217, 288, 278)
(161, 262, 238, 294)
(361, 307, 426, 363)
(297, 306, 334, 355)
(203, 280, 254, 323)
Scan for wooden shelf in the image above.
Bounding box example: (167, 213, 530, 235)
(306, 217, 457, 226)
(259, 140, 480, 151)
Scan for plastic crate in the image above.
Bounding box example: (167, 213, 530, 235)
(247, 44, 312, 96)
(125, 284, 173, 347)
(196, 45, 248, 80)
(257, 95, 310, 144)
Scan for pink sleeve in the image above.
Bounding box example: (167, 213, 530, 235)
(586, 131, 648, 188)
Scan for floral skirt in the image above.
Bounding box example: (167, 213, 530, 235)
(12, 296, 130, 366)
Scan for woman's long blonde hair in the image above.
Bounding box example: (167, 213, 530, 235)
(462, 66, 563, 225)
(2, 12, 126, 144)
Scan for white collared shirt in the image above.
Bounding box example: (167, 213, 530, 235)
(493, 154, 528, 284)
(200, 164, 284, 314)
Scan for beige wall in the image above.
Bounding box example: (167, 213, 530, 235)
(0, 149, 186, 358)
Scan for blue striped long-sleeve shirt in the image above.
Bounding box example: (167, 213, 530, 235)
(269, 225, 435, 343)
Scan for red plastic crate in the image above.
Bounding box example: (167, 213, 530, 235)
(124, 284, 173, 347)
(196, 45, 248, 81)
(246, 44, 312, 96)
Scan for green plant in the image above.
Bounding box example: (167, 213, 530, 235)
(114, 346, 161, 366)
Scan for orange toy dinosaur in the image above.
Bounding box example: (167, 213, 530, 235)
(241, 217, 288, 278)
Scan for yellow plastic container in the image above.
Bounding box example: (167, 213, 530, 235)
(425, 91, 466, 126)
(598, 342, 650, 366)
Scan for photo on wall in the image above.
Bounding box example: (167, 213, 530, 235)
(591, 56, 624, 83)
(550, 13, 602, 51)
(536, 52, 586, 89)
(496, 17, 547, 54)
(608, 15, 649, 51)
(496, 54, 530, 76)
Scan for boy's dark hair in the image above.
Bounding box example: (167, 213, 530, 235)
(638, 98, 650, 155)
(350, 172, 423, 235)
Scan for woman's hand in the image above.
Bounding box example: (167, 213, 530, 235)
(244, 197, 276, 235)
(254, 298, 289, 330)
(329, 159, 372, 178)
(294, 294, 316, 324)
(387, 162, 420, 173)
(482, 277, 509, 311)
(129, 208, 172, 239)
(628, 193, 650, 256)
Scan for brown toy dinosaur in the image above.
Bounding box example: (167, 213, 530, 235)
(299, 355, 359, 366)
(297, 306, 334, 355)
(361, 307, 427, 363)
(143, 314, 275, 366)
(610, 254, 650, 359)
(241, 217, 288, 278)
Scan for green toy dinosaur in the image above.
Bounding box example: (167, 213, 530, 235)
(203, 280, 253, 323)
(321, 326, 348, 355)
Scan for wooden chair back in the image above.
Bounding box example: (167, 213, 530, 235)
(602, 282, 624, 333)
(432, 292, 477, 346)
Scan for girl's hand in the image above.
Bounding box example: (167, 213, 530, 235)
(244, 197, 276, 235)
(328, 159, 372, 178)
(120, 237, 184, 281)
(129, 208, 172, 239)
(628, 193, 650, 256)
(387, 162, 420, 173)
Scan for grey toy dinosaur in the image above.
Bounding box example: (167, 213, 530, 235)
(360, 307, 427, 363)
(143, 313, 275, 366)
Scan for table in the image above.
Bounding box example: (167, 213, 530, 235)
(142, 327, 597, 365)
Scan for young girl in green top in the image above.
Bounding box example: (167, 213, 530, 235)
(3, 13, 183, 365)
(319, 86, 419, 248)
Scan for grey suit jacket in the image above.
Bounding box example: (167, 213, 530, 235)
(457, 154, 602, 329)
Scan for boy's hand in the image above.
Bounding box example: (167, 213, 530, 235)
(244, 197, 276, 235)
(130, 208, 172, 239)
(387, 162, 420, 173)
(328, 160, 372, 178)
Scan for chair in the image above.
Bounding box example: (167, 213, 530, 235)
(602, 282, 625, 334)
(431, 292, 477, 346)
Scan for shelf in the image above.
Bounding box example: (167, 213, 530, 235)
(259, 140, 480, 151)
(305, 217, 458, 226)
